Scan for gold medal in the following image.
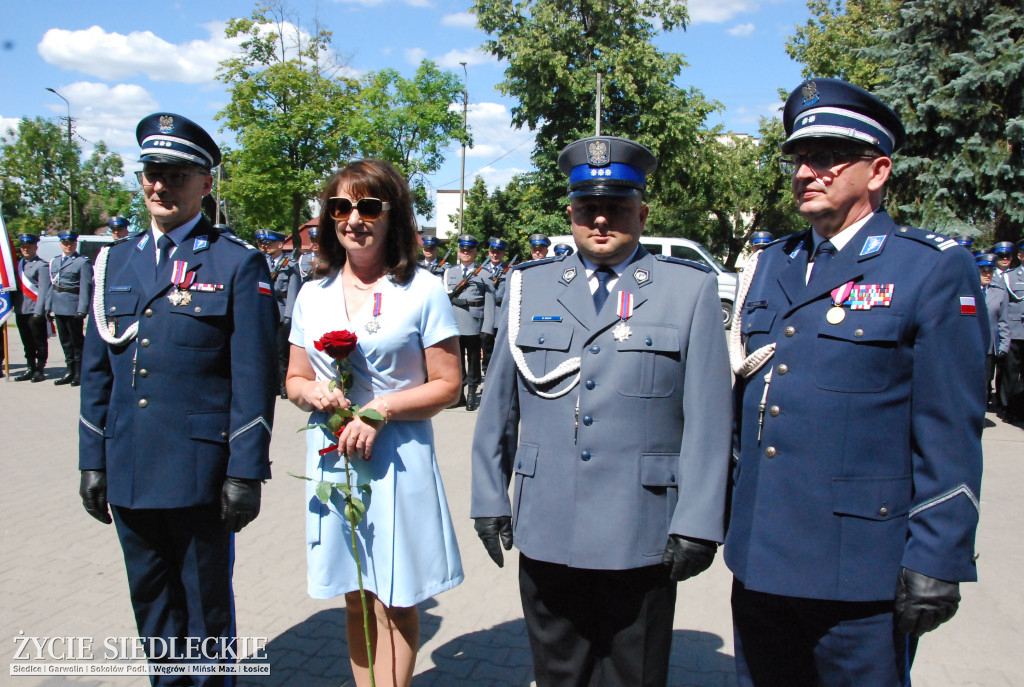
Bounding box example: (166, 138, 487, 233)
(826, 306, 846, 324)
(178, 289, 192, 306)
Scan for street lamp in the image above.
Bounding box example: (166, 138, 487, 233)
(458, 62, 468, 236)
(45, 87, 74, 234)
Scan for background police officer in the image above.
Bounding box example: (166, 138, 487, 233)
(444, 234, 494, 410)
(12, 233, 50, 382)
(727, 79, 985, 686)
(257, 229, 301, 397)
(45, 230, 92, 386)
(482, 237, 508, 372)
(78, 112, 278, 684)
(419, 234, 445, 276)
(528, 233, 550, 260)
(1001, 240, 1024, 422)
(748, 231, 774, 252)
(109, 215, 131, 240)
(472, 135, 731, 686)
(978, 253, 1010, 409)
(297, 225, 320, 280)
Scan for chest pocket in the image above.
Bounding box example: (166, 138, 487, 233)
(616, 324, 680, 398)
(814, 311, 903, 392)
(742, 305, 777, 351)
(515, 321, 574, 375)
(105, 291, 139, 318)
(169, 292, 229, 350)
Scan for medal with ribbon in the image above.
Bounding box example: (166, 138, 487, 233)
(612, 291, 634, 341)
(167, 261, 196, 306)
(826, 281, 855, 324)
(365, 292, 382, 333)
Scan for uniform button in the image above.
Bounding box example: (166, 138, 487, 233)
(221, 432, 229, 439)
(138, 399, 148, 408)
(769, 405, 780, 417)
(581, 451, 591, 461)
(194, 307, 202, 313)
(140, 338, 150, 347)
(645, 337, 653, 346)
(765, 446, 776, 458)
(139, 369, 149, 378)
(589, 345, 600, 354)
(516, 461, 522, 470)
(854, 329, 864, 338)
(585, 380, 596, 390)
(144, 309, 154, 317)
(878, 506, 889, 517)
(777, 364, 788, 375)
(669, 473, 676, 483)
(108, 306, 116, 313)
(784, 326, 796, 337)
(538, 336, 545, 344)
(583, 415, 593, 426)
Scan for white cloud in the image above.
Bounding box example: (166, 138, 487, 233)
(404, 48, 428, 66)
(0, 117, 22, 139)
(687, 0, 760, 25)
(38, 23, 243, 84)
(53, 82, 160, 150)
(462, 102, 534, 167)
(727, 23, 756, 37)
(472, 165, 530, 191)
(333, 0, 433, 6)
(435, 47, 493, 69)
(730, 100, 785, 126)
(442, 12, 477, 29)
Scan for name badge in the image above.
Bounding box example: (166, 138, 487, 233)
(532, 315, 562, 322)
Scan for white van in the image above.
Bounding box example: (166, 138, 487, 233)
(548, 235, 739, 326)
(36, 234, 116, 265)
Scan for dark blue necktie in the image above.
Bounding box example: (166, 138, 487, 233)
(808, 240, 836, 286)
(593, 266, 615, 313)
(156, 234, 174, 277)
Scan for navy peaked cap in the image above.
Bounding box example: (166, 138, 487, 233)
(750, 231, 775, 246)
(458, 234, 479, 248)
(137, 112, 221, 169)
(489, 237, 507, 250)
(782, 78, 905, 156)
(976, 253, 996, 268)
(558, 135, 658, 198)
(17, 233, 39, 244)
(109, 216, 129, 228)
(421, 235, 439, 247)
(529, 233, 550, 247)
(992, 241, 1014, 255)
(58, 230, 78, 241)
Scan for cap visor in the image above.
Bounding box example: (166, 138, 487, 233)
(568, 185, 640, 199)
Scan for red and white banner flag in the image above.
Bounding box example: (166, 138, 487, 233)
(0, 213, 16, 293)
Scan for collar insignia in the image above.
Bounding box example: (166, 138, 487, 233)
(633, 268, 650, 284)
(193, 236, 209, 252)
(860, 235, 886, 256)
(562, 267, 577, 283)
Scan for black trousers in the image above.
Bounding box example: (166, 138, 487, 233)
(276, 321, 291, 392)
(459, 334, 482, 390)
(112, 505, 236, 687)
(15, 313, 48, 367)
(1000, 339, 1024, 418)
(519, 555, 676, 687)
(53, 314, 84, 366)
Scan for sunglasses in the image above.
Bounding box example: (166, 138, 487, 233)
(135, 170, 207, 189)
(326, 197, 391, 221)
(778, 150, 880, 175)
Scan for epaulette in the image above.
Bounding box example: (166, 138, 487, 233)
(653, 254, 712, 273)
(768, 231, 802, 248)
(893, 225, 958, 251)
(221, 233, 257, 250)
(778, 230, 810, 254)
(513, 256, 561, 271)
(109, 235, 136, 247)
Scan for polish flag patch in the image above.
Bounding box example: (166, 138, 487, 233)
(258, 281, 272, 296)
(960, 296, 976, 315)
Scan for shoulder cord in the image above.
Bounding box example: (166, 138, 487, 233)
(729, 249, 776, 380)
(1003, 270, 1024, 301)
(506, 269, 581, 399)
(91, 246, 140, 346)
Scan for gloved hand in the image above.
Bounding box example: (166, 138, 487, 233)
(480, 332, 494, 348)
(80, 470, 112, 524)
(662, 535, 717, 582)
(30, 314, 45, 325)
(474, 516, 513, 568)
(75, 312, 87, 322)
(895, 567, 960, 637)
(282, 317, 291, 329)
(450, 297, 466, 307)
(997, 350, 1007, 361)
(220, 477, 262, 532)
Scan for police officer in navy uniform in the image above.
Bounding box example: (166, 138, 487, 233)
(748, 231, 774, 252)
(45, 230, 93, 386)
(1001, 240, 1024, 422)
(472, 135, 732, 687)
(528, 233, 550, 260)
(12, 233, 50, 382)
(727, 79, 986, 686)
(978, 253, 1010, 408)
(257, 229, 301, 397)
(78, 112, 278, 685)
(445, 234, 495, 410)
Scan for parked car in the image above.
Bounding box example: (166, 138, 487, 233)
(547, 235, 739, 327)
(36, 234, 116, 265)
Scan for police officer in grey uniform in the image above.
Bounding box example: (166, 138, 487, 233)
(482, 237, 509, 372)
(108, 216, 131, 240)
(1001, 240, 1024, 421)
(445, 234, 495, 410)
(257, 229, 301, 397)
(471, 135, 732, 687)
(12, 233, 50, 382)
(45, 230, 93, 386)
(528, 233, 550, 260)
(749, 231, 774, 251)
(297, 225, 320, 280)
(978, 253, 1010, 408)
(419, 234, 445, 276)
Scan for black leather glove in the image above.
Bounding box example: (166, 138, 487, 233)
(662, 535, 718, 582)
(895, 567, 960, 637)
(997, 350, 1007, 361)
(220, 477, 262, 532)
(282, 317, 291, 329)
(480, 332, 494, 348)
(75, 312, 87, 322)
(80, 470, 112, 524)
(30, 314, 45, 325)
(474, 516, 513, 568)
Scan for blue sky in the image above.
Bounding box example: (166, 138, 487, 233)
(0, 0, 810, 221)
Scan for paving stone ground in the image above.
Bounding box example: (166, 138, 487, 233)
(2, 330, 1021, 685)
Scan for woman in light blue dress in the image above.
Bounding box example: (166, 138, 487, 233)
(286, 160, 464, 686)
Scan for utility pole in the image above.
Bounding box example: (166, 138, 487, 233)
(45, 87, 74, 234)
(458, 62, 468, 236)
(596, 72, 602, 136)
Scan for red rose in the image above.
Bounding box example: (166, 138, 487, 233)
(314, 330, 359, 360)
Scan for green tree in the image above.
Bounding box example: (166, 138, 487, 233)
(217, 2, 360, 238)
(355, 62, 469, 217)
(1, 117, 126, 235)
(785, 0, 901, 89)
(459, 173, 571, 259)
(873, 0, 1024, 241)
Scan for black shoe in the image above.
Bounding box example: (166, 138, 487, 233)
(54, 370, 74, 386)
(466, 388, 479, 412)
(31, 370, 46, 383)
(14, 368, 35, 382)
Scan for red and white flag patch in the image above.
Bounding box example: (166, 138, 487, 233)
(960, 296, 976, 315)
(258, 281, 272, 296)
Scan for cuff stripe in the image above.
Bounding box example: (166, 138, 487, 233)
(909, 484, 980, 518)
(230, 416, 271, 443)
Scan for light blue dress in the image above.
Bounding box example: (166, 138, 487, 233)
(289, 268, 464, 607)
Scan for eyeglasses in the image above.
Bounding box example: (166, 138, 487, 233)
(778, 151, 880, 175)
(135, 170, 206, 189)
(326, 197, 390, 221)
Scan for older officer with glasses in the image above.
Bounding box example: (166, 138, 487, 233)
(727, 79, 985, 687)
(472, 135, 731, 687)
(78, 112, 278, 685)
(45, 230, 92, 386)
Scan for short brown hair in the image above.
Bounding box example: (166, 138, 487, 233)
(315, 160, 419, 285)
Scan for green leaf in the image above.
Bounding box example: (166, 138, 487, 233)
(344, 497, 367, 526)
(315, 481, 334, 504)
(328, 379, 339, 392)
(327, 413, 344, 433)
(357, 483, 372, 496)
(287, 472, 314, 482)
(297, 423, 328, 433)
(358, 408, 384, 421)
(336, 483, 352, 497)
